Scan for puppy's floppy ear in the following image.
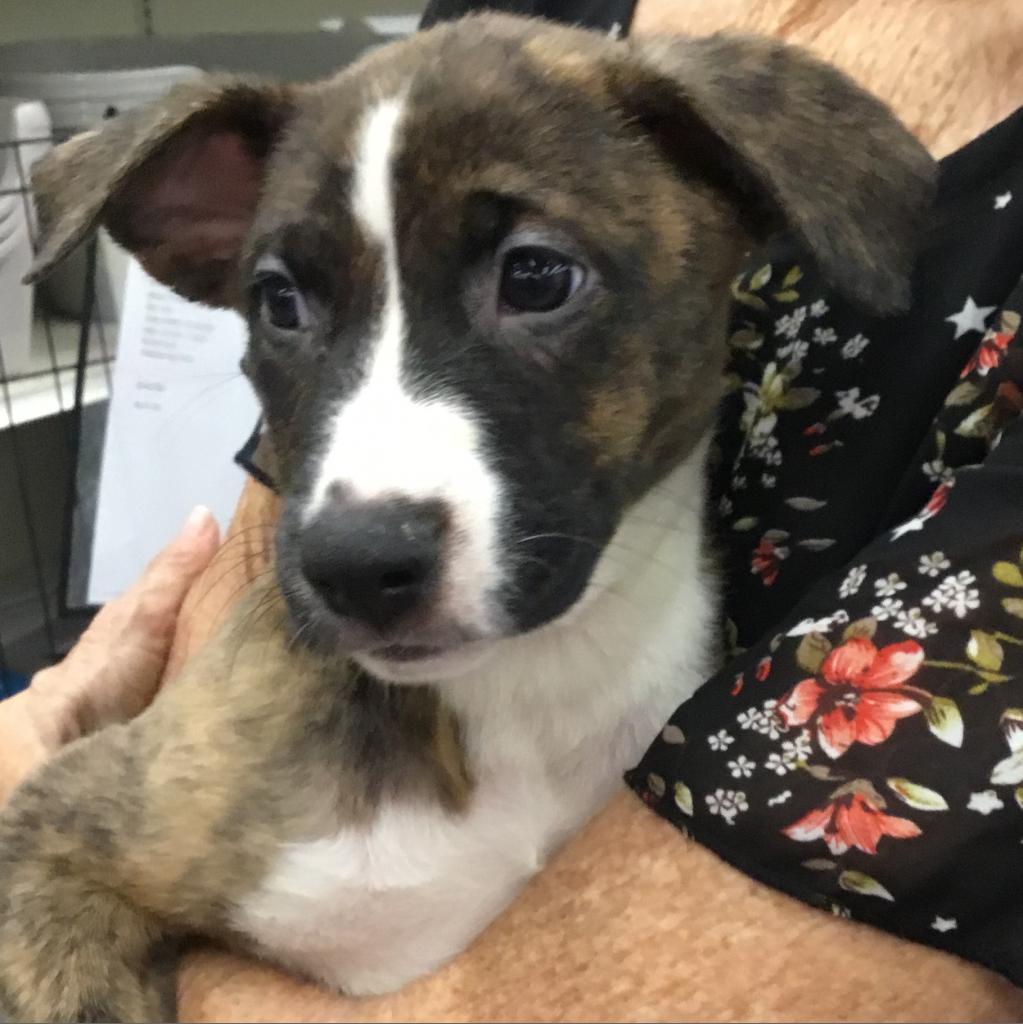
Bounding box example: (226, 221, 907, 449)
(609, 33, 936, 313)
(26, 75, 293, 306)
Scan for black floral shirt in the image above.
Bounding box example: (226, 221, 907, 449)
(628, 108, 1023, 985)
(236, 0, 1023, 989)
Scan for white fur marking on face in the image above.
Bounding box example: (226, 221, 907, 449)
(305, 95, 504, 637)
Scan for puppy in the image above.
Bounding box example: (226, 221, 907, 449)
(0, 13, 934, 1021)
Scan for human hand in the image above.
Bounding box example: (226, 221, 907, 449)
(0, 506, 219, 802)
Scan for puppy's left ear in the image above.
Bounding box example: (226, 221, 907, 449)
(26, 76, 294, 306)
(609, 33, 936, 313)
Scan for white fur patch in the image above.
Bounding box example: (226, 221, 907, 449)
(305, 96, 504, 635)
(234, 443, 717, 995)
(232, 783, 558, 995)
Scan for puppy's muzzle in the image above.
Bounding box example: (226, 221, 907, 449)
(300, 497, 447, 633)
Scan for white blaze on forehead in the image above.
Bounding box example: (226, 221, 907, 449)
(352, 95, 404, 250)
(305, 94, 504, 635)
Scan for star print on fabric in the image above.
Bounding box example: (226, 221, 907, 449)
(967, 790, 1004, 815)
(994, 190, 1013, 209)
(945, 296, 997, 339)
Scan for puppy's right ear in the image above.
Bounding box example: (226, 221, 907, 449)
(26, 76, 293, 307)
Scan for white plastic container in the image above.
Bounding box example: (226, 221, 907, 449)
(0, 66, 201, 133)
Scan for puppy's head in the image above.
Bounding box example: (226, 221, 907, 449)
(29, 16, 934, 682)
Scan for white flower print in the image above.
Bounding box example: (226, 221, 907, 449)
(894, 606, 938, 638)
(922, 458, 956, 485)
(834, 387, 881, 420)
(764, 729, 813, 775)
(839, 564, 867, 598)
(774, 306, 807, 339)
(812, 326, 837, 345)
(734, 474, 748, 490)
(726, 755, 756, 779)
(787, 610, 850, 637)
(760, 473, 777, 489)
(741, 396, 778, 443)
(932, 916, 958, 933)
(747, 432, 782, 466)
(874, 572, 907, 598)
(809, 299, 829, 318)
(841, 333, 870, 359)
(872, 597, 905, 622)
(736, 699, 788, 741)
(736, 708, 763, 730)
(967, 790, 1004, 815)
(707, 729, 735, 751)
(777, 338, 809, 362)
(918, 551, 951, 577)
(705, 788, 749, 825)
(787, 729, 813, 761)
(923, 570, 981, 618)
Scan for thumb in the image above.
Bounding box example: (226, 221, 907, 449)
(30, 506, 222, 740)
(131, 505, 222, 624)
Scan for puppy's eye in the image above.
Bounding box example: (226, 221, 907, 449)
(499, 246, 583, 314)
(255, 271, 309, 331)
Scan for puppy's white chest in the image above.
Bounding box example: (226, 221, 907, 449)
(231, 766, 581, 996)
(232, 625, 706, 997)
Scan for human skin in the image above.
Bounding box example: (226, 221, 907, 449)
(0, 505, 219, 808)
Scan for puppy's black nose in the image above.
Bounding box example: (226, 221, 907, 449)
(300, 498, 445, 632)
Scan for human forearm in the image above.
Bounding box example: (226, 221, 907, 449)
(177, 791, 1023, 1022)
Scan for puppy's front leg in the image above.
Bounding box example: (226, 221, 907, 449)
(0, 725, 183, 1022)
(0, 590, 334, 1023)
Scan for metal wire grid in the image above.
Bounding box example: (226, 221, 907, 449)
(0, 121, 115, 684)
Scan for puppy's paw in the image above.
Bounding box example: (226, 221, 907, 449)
(0, 891, 177, 1023)
(0, 954, 173, 1024)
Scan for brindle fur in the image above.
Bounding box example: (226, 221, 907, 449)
(2, 13, 934, 1021)
(0, 582, 469, 1020)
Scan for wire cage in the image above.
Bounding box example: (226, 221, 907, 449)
(0, 12, 424, 698)
(0, 105, 116, 697)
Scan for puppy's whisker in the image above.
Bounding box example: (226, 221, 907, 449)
(514, 532, 605, 550)
(188, 562, 277, 608)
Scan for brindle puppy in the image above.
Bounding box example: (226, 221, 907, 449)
(0, 14, 934, 1021)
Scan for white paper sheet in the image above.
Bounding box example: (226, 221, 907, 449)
(86, 259, 259, 605)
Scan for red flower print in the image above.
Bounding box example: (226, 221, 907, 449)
(731, 673, 745, 697)
(923, 481, 951, 518)
(756, 656, 773, 682)
(752, 531, 789, 586)
(890, 480, 953, 540)
(993, 380, 1023, 427)
(783, 780, 921, 855)
(777, 637, 925, 759)
(960, 329, 1015, 378)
